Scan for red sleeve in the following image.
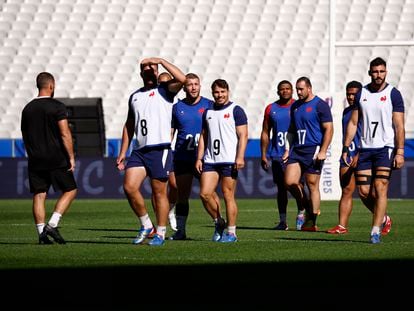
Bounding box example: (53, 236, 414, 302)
(263, 103, 272, 123)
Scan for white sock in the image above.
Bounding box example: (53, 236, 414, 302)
(227, 226, 236, 235)
(280, 213, 287, 223)
(139, 214, 153, 229)
(382, 215, 387, 223)
(371, 226, 381, 235)
(338, 224, 346, 229)
(36, 223, 45, 235)
(156, 226, 166, 239)
(48, 212, 62, 228)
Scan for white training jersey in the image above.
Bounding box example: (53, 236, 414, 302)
(128, 85, 175, 150)
(203, 102, 247, 164)
(357, 84, 403, 149)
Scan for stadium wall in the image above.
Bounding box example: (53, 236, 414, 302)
(2, 138, 414, 158)
(1, 157, 414, 199)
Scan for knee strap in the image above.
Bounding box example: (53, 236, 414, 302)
(374, 168, 391, 180)
(355, 174, 372, 186)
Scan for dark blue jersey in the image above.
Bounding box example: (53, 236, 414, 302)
(172, 96, 214, 161)
(342, 105, 361, 156)
(290, 96, 333, 147)
(264, 99, 294, 160)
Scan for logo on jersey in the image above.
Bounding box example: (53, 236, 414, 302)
(224, 113, 230, 119)
(149, 91, 155, 97)
(380, 96, 387, 102)
(198, 108, 205, 114)
(306, 107, 313, 112)
(180, 110, 184, 115)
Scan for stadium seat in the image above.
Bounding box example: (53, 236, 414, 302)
(1, 0, 413, 140)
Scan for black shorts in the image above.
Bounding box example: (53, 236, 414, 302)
(28, 168, 77, 194)
(174, 160, 199, 178)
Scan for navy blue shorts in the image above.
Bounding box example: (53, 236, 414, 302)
(339, 150, 359, 168)
(202, 163, 238, 179)
(28, 168, 77, 194)
(357, 147, 394, 171)
(126, 147, 173, 179)
(287, 145, 324, 175)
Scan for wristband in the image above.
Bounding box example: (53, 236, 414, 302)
(342, 146, 349, 154)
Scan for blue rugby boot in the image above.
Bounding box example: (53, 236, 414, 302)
(133, 226, 155, 245)
(212, 217, 226, 242)
(219, 232, 238, 243)
(370, 233, 381, 244)
(149, 234, 165, 246)
(296, 213, 305, 231)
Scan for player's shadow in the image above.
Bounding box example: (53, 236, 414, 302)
(275, 236, 367, 243)
(0, 241, 39, 245)
(237, 225, 278, 231)
(66, 240, 133, 245)
(201, 225, 275, 231)
(78, 228, 137, 232)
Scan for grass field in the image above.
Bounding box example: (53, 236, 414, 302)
(1, 198, 413, 308)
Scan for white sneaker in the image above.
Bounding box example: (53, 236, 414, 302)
(168, 206, 177, 231)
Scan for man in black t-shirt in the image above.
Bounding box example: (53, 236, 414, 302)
(21, 72, 77, 244)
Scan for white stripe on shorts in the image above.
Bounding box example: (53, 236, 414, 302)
(312, 145, 320, 160)
(162, 149, 168, 168)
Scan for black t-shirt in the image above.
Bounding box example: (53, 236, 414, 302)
(21, 97, 70, 170)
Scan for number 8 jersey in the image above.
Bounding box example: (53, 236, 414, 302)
(355, 84, 404, 149)
(128, 84, 176, 150)
(202, 102, 248, 164)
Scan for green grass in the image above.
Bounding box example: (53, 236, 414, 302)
(1, 199, 413, 307)
(1, 198, 413, 269)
